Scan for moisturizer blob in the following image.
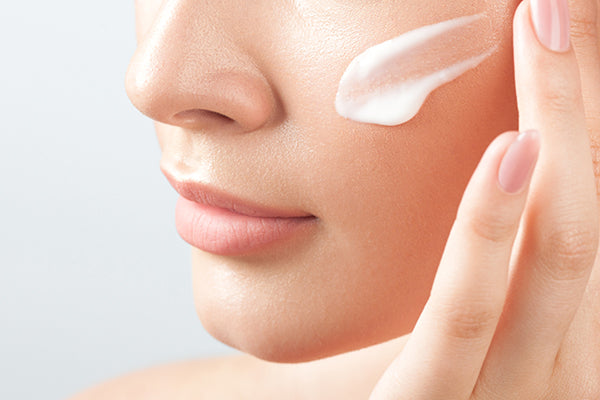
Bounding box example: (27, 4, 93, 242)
(335, 13, 498, 126)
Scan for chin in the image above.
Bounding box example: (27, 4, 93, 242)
(204, 325, 335, 363)
(194, 291, 420, 364)
(189, 233, 431, 363)
(196, 305, 339, 363)
(199, 323, 370, 364)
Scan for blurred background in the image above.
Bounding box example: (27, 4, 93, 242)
(0, 2, 235, 399)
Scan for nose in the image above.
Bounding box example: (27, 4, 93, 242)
(125, 1, 277, 133)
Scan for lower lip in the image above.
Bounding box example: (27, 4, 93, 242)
(175, 196, 316, 256)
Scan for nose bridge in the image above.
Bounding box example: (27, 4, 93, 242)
(125, 0, 277, 133)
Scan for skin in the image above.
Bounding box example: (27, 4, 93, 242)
(125, 0, 521, 363)
(69, 0, 600, 398)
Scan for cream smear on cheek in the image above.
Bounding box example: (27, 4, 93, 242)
(335, 13, 499, 126)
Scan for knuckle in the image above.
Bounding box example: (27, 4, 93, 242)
(467, 211, 519, 245)
(542, 222, 599, 281)
(536, 76, 583, 114)
(432, 298, 502, 341)
(569, 12, 599, 48)
(590, 131, 600, 197)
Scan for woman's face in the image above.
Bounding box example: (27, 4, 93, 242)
(126, 0, 520, 362)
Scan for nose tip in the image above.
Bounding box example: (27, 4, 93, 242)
(125, 58, 277, 133)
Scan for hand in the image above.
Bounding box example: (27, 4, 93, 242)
(370, 0, 600, 398)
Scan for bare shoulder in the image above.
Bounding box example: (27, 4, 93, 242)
(67, 335, 409, 400)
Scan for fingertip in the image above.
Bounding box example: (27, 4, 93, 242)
(530, 0, 571, 53)
(497, 129, 541, 194)
(513, 0, 534, 56)
(467, 131, 520, 192)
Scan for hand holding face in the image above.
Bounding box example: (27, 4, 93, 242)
(370, 0, 600, 398)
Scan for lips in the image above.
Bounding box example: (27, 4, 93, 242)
(162, 168, 316, 255)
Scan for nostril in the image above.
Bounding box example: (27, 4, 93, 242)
(173, 109, 235, 126)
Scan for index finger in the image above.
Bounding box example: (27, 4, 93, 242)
(369, 129, 540, 400)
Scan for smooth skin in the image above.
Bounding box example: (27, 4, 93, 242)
(70, 0, 600, 398)
(127, 0, 522, 363)
(370, 1, 599, 398)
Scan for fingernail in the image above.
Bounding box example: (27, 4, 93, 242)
(498, 130, 541, 194)
(530, 0, 571, 52)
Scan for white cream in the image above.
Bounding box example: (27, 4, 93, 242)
(335, 13, 498, 126)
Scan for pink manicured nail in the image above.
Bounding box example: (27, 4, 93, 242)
(530, 0, 571, 52)
(498, 130, 541, 194)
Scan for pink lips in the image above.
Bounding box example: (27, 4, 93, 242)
(162, 169, 316, 256)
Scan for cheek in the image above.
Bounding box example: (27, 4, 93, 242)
(185, 0, 519, 362)
(302, 3, 518, 267)
(189, 52, 518, 364)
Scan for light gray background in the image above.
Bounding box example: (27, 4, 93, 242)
(0, 2, 235, 399)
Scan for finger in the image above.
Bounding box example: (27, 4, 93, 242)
(568, 0, 600, 318)
(369, 130, 540, 400)
(473, 1, 599, 396)
(567, 0, 600, 196)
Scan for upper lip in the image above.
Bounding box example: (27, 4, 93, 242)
(161, 167, 314, 219)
